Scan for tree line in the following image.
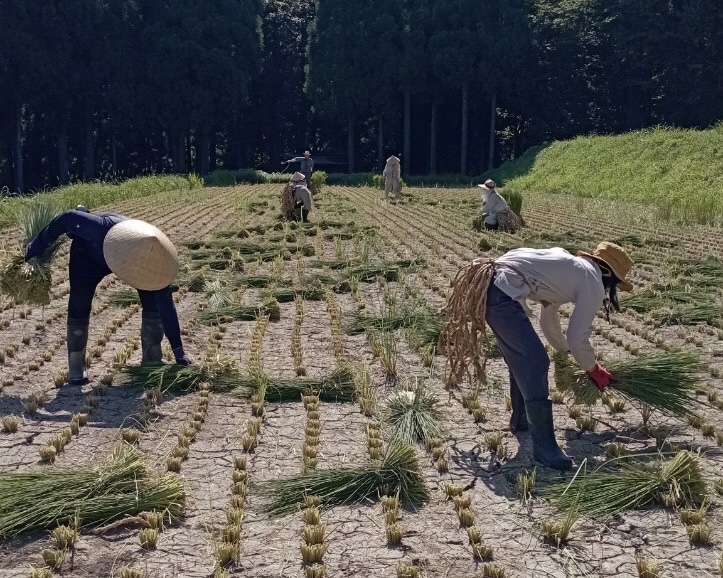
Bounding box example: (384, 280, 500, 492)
(1, 0, 721, 192)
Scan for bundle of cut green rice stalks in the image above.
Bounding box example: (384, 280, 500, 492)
(232, 366, 356, 402)
(381, 384, 444, 445)
(544, 450, 706, 519)
(108, 289, 140, 307)
(120, 354, 242, 392)
(345, 310, 433, 335)
(0, 445, 185, 536)
(261, 441, 429, 516)
(197, 299, 281, 325)
(0, 201, 62, 305)
(271, 284, 325, 303)
(566, 351, 702, 418)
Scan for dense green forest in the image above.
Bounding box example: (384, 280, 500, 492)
(1, 0, 722, 192)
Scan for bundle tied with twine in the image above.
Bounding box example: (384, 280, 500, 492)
(438, 259, 496, 389)
(0, 201, 62, 305)
(280, 182, 294, 218)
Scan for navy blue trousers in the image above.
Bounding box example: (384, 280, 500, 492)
(485, 281, 550, 402)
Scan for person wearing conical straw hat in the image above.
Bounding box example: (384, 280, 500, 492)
(439, 241, 634, 470)
(25, 207, 192, 386)
(283, 172, 313, 222)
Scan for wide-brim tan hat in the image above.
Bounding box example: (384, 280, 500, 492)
(577, 241, 634, 291)
(103, 220, 179, 291)
(477, 178, 496, 191)
(291, 171, 306, 182)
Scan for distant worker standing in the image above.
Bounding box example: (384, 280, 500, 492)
(382, 155, 402, 200)
(283, 150, 314, 188)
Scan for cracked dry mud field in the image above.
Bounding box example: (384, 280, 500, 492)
(2, 183, 723, 577)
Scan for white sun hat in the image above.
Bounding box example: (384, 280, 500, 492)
(103, 220, 179, 291)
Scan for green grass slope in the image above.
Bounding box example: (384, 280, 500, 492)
(487, 124, 723, 224)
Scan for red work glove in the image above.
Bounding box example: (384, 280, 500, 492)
(586, 363, 616, 392)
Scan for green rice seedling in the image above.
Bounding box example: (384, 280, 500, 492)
(443, 483, 464, 498)
(51, 523, 77, 550)
(139, 510, 164, 530)
(539, 510, 576, 546)
(567, 405, 583, 419)
(570, 352, 703, 419)
(303, 523, 326, 545)
(29, 566, 53, 578)
(606, 397, 626, 414)
(22, 395, 40, 417)
(301, 543, 327, 564)
(262, 442, 428, 516)
(550, 390, 565, 404)
(484, 432, 505, 454)
(222, 523, 241, 544)
(2, 415, 19, 433)
(121, 428, 141, 444)
(232, 470, 247, 484)
(381, 493, 400, 513)
(472, 542, 494, 560)
(230, 494, 245, 509)
(687, 523, 712, 545)
(544, 451, 706, 519)
(516, 469, 537, 500)
(396, 562, 419, 578)
(381, 384, 444, 446)
(118, 567, 144, 578)
(166, 456, 182, 472)
(576, 415, 596, 432)
(41, 548, 65, 569)
(482, 563, 506, 578)
(233, 456, 247, 471)
(604, 443, 628, 460)
(435, 455, 449, 472)
(242, 434, 257, 453)
(304, 565, 326, 578)
(214, 541, 237, 566)
(171, 446, 189, 460)
(69, 419, 80, 436)
(139, 527, 159, 549)
(635, 555, 661, 578)
(48, 434, 67, 453)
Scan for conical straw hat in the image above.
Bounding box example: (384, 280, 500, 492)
(103, 220, 179, 291)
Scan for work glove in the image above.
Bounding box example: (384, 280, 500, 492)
(173, 347, 193, 367)
(586, 363, 616, 392)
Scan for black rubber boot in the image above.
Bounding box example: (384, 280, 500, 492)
(67, 320, 89, 386)
(141, 312, 164, 364)
(525, 399, 572, 471)
(509, 373, 528, 433)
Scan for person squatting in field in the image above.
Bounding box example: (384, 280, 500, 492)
(25, 207, 193, 385)
(474, 179, 521, 233)
(440, 241, 634, 470)
(382, 155, 402, 199)
(281, 172, 313, 222)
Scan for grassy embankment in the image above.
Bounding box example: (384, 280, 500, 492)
(486, 124, 723, 225)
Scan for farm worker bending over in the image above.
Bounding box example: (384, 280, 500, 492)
(282, 172, 313, 222)
(477, 179, 508, 230)
(382, 155, 402, 199)
(25, 207, 193, 386)
(440, 241, 634, 470)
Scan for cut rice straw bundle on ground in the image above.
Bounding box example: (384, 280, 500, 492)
(0, 445, 185, 536)
(120, 356, 242, 393)
(381, 384, 444, 445)
(231, 366, 356, 402)
(0, 201, 62, 305)
(261, 441, 429, 516)
(197, 300, 281, 325)
(544, 450, 706, 519)
(569, 351, 702, 418)
(271, 284, 325, 303)
(108, 289, 140, 307)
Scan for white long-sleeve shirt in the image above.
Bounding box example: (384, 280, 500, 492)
(493, 247, 605, 371)
(481, 191, 508, 225)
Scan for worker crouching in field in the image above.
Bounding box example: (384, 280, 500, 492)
(440, 242, 634, 470)
(281, 172, 313, 222)
(25, 207, 193, 385)
(473, 179, 521, 233)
